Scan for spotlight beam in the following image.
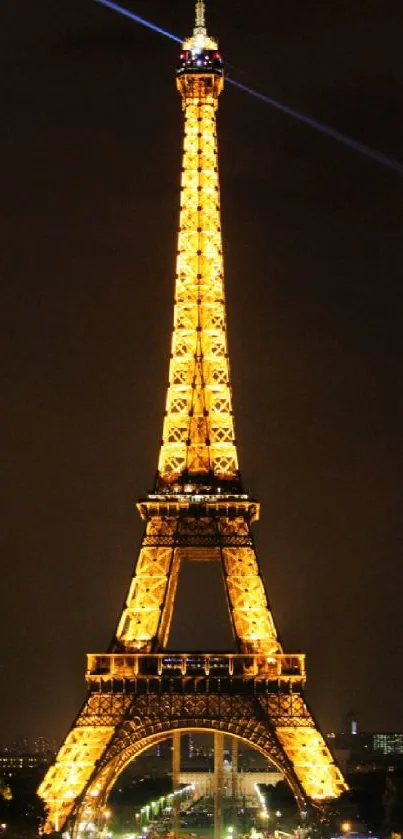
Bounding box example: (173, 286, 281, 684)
(95, 0, 182, 43)
(228, 78, 403, 176)
(95, 0, 403, 177)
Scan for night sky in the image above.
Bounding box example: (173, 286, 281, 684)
(1, 0, 402, 747)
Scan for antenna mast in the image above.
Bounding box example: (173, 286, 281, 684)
(194, 0, 206, 35)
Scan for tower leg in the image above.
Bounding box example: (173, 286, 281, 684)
(172, 731, 181, 839)
(214, 732, 224, 839)
(231, 738, 238, 830)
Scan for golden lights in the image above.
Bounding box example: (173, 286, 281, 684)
(37, 3, 347, 833)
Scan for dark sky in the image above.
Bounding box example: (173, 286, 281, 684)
(1, 0, 402, 747)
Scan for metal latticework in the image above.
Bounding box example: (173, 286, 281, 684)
(115, 498, 282, 657)
(157, 68, 238, 487)
(38, 3, 347, 834)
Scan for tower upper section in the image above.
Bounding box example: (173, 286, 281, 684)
(156, 2, 240, 494)
(177, 1, 223, 102)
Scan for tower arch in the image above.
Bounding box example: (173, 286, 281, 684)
(72, 720, 305, 836)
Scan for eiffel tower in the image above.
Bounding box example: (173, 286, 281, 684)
(38, 2, 347, 833)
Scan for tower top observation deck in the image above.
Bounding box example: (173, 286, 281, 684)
(176, 0, 224, 94)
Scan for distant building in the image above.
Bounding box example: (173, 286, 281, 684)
(372, 733, 403, 755)
(326, 729, 403, 774)
(179, 769, 282, 799)
(0, 741, 55, 779)
(0, 752, 52, 773)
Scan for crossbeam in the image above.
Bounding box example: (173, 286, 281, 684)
(86, 652, 306, 682)
(137, 494, 260, 523)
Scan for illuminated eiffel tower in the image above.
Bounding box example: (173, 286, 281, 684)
(38, 1, 347, 833)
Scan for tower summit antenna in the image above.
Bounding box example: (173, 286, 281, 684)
(183, 0, 217, 51)
(194, 0, 206, 35)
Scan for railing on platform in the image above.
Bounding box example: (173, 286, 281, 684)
(86, 652, 305, 682)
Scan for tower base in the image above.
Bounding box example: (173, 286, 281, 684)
(38, 653, 346, 834)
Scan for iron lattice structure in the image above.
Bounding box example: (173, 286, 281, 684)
(38, 2, 347, 833)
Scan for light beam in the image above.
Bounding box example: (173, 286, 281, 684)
(229, 78, 403, 176)
(95, 0, 403, 177)
(95, 0, 182, 43)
